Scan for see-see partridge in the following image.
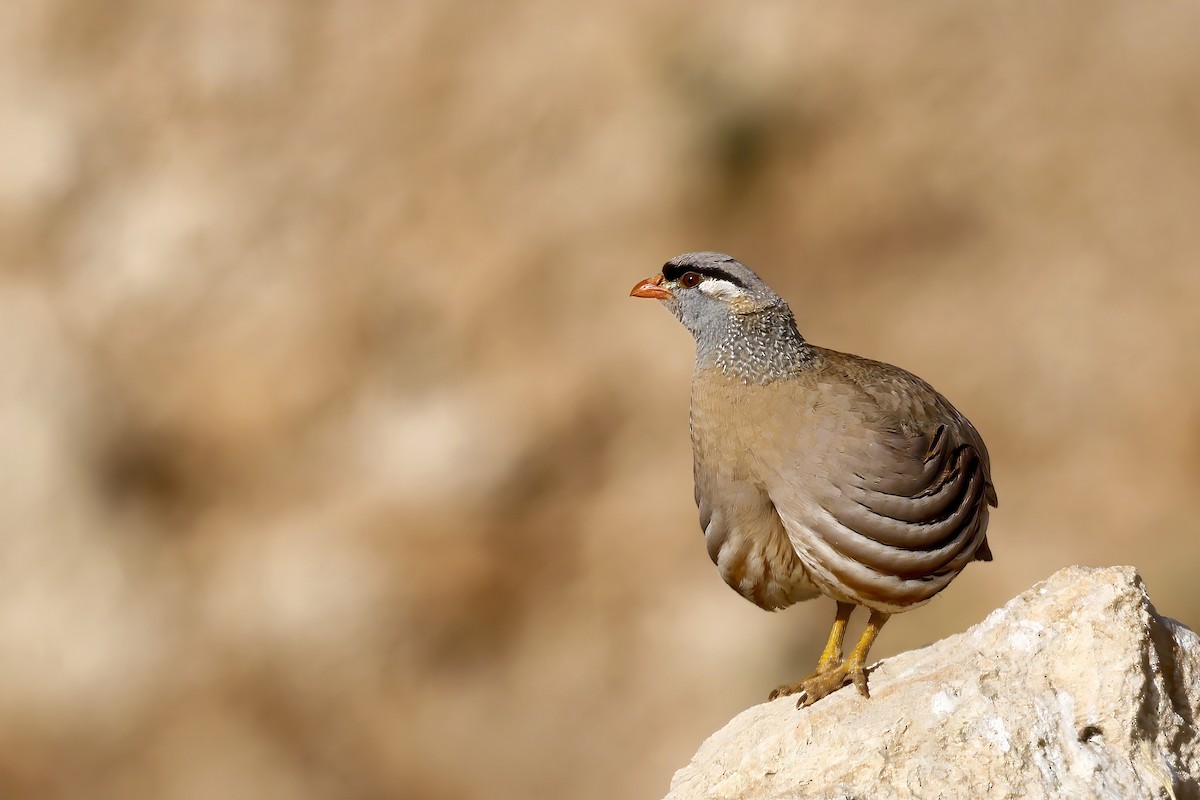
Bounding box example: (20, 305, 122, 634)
(631, 252, 997, 706)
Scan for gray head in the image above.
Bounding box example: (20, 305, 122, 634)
(631, 252, 814, 382)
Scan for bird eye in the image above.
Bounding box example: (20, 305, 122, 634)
(680, 272, 702, 288)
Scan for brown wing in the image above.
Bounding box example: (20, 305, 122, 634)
(770, 350, 997, 610)
(821, 421, 994, 577)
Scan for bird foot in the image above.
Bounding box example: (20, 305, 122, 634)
(768, 660, 870, 707)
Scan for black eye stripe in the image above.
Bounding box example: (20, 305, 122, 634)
(662, 263, 746, 288)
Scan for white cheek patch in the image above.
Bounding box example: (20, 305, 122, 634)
(698, 278, 746, 301)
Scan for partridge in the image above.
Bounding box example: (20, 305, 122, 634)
(631, 253, 997, 706)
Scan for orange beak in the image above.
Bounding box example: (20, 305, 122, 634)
(630, 274, 672, 300)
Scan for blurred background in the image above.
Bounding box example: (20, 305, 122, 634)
(2, 2, 1199, 798)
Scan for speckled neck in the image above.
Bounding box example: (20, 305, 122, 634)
(693, 307, 816, 384)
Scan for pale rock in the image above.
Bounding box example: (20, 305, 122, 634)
(665, 566, 1199, 800)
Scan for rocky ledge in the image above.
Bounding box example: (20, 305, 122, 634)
(665, 566, 1199, 800)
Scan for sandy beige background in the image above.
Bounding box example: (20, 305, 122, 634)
(2, 3, 1199, 799)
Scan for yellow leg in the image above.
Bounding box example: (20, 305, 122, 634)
(814, 601, 854, 672)
(769, 606, 891, 707)
(769, 602, 854, 700)
(844, 609, 890, 698)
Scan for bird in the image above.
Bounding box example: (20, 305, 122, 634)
(630, 252, 997, 706)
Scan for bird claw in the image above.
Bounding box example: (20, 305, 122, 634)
(769, 661, 871, 707)
(850, 665, 871, 699)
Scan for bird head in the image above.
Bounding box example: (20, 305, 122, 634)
(630, 252, 789, 338)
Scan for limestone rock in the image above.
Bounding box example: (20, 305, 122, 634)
(665, 566, 1199, 800)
